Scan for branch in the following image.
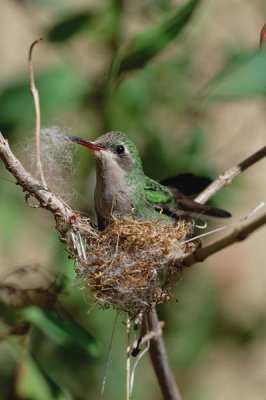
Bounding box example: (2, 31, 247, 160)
(181, 146, 266, 268)
(195, 146, 266, 204)
(144, 309, 182, 400)
(0, 133, 73, 223)
(28, 38, 47, 188)
(180, 213, 266, 268)
(126, 316, 131, 400)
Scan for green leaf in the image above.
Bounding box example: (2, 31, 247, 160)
(47, 11, 95, 42)
(0, 65, 86, 129)
(204, 50, 266, 100)
(16, 353, 68, 400)
(21, 306, 100, 357)
(111, 0, 200, 77)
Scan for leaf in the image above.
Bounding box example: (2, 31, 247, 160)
(204, 50, 266, 100)
(0, 65, 86, 129)
(47, 11, 95, 42)
(112, 0, 200, 77)
(16, 353, 68, 400)
(21, 306, 100, 357)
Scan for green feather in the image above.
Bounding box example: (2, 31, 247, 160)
(144, 177, 173, 205)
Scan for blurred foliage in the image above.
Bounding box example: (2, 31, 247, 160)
(0, 0, 265, 399)
(15, 352, 69, 400)
(47, 11, 96, 42)
(21, 307, 100, 356)
(111, 0, 200, 77)
(0, 66, 85, 133)
(205, 49, 266, 99)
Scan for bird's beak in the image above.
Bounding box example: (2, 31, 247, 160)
(67, 135, 103, 152)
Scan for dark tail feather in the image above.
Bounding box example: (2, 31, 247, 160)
(175, 198, 231, 218)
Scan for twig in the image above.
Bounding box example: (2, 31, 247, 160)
(130, 341, 150, 397)
(195, 146, 266, 204)
(144, 309, 182, 400)
(180, 213, 266, 268)
(28, 38, 47, 188)
(0, 133, 72, 223)
(126, 316, 131, 400)
(132, 320, 164, 350)
(101, 312, 119, 396)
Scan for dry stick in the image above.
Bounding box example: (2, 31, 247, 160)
(145, 309, 182, 400)
(180, 213, 266, 267)
(195, 146, 266, 204)
(126, 316, 131, 400)
(146, 145, 266, 400)
(186, 146, 266, 267)
(0, 133, 73, 222)
(101, 312, 119, 396)
(28, 38, 47, 188)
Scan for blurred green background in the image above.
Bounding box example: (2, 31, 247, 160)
(0, 0, 265, 399)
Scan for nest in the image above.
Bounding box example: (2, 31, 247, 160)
(64, 216, 199, 316)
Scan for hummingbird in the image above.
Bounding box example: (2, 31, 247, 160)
(68, 131, 231, 230)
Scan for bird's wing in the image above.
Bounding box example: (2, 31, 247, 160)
(144, 177, 231, 219)
(144, 177, 173, 206)
(159, 173, 212, 196)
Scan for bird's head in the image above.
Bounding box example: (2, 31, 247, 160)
(68, 131, 143, 175)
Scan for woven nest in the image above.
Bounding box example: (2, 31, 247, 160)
(65, 216, 199, 316)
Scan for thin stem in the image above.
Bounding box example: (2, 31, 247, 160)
(101, 312, 119, 396)
(28, 38, 47, 188)
(144, 309, 182, 400)
(0, 133, 73, 222)
(130, 342, 150, 396)
(126, 316, 131, 400)
(180, 213, 266, 268)
(195, 146, 266, 204)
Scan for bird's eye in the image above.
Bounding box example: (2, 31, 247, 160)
(115, 145, 125, 155)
